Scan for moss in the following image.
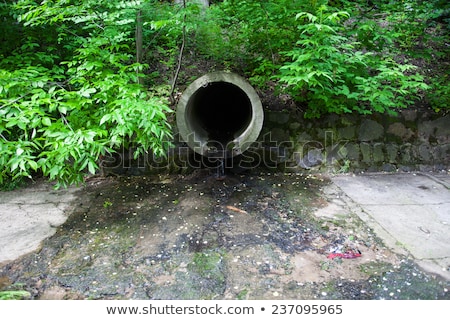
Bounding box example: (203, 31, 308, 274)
(0, 290, 31, 300)
(359, 261, 394, 276)
(236, 288, 249, 300)
(190, 251, 225, 282)
(148, 250, 228, 299)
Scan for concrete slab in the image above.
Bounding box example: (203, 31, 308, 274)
(331, 172, 450, 280)
(0, 182, 79, 265)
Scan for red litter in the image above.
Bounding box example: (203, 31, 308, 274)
(327, 249, 361, 259)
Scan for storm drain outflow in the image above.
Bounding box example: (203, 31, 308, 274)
(176, 72, 264, 158)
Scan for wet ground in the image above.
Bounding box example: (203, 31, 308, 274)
(1, 169, 449, 300)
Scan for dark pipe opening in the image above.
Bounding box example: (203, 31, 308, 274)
(187, 82, 252, 144)
(177, 71, 264, 158)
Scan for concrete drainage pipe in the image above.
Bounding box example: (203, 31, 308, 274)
(176, 71, 264, 158)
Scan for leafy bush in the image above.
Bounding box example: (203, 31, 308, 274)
(0, 0, 173, 188)
(277, 5, 429, 118)
(428, 74, 450, 113)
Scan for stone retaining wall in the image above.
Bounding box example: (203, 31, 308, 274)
(261, 109, 450, 173)
(102, 109, 449, 175)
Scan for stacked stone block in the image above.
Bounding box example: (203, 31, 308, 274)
(262, 111, 450, 173)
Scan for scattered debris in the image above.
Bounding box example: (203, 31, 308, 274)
(225, 205, 248, 214)
(327, 249, 362, 260)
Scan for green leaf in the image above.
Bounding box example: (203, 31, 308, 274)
(100, 114, 112, 126)
(80, 87, 97, 98)
(28, 160, 38, 171)
(58, 106, 68, 114)
(42, 117, 52, 126)
(88, 160, 97, 175)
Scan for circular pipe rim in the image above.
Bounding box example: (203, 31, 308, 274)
(176, 71, 264, 157)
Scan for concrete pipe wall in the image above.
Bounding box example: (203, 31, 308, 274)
(176, 71, 264, 158)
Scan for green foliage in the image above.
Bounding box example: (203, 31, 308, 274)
(0, 290, 31, 300)
(277, 5, 429, 118)
(146, 0, 310, 84)
(184, 0, 445, 116)
(428, 74, 450, 112)
(200, 0, 304, 83)
(0, 0, 173, 188)
(349, 0, 450, 113)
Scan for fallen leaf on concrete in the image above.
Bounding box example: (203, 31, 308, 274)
(226, 205, 247, 214)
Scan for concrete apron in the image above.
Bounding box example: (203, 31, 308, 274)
(1, 172, 449, 282)
(0, 182, 79, 265)
(330, 172, 450, 281)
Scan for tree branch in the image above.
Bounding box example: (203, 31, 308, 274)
(169, 0, 187, 104)
(136, 9, 144, 86)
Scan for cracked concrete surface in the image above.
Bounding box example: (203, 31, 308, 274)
(0, 181, 79, 264)
(330, 172, 450, 280)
